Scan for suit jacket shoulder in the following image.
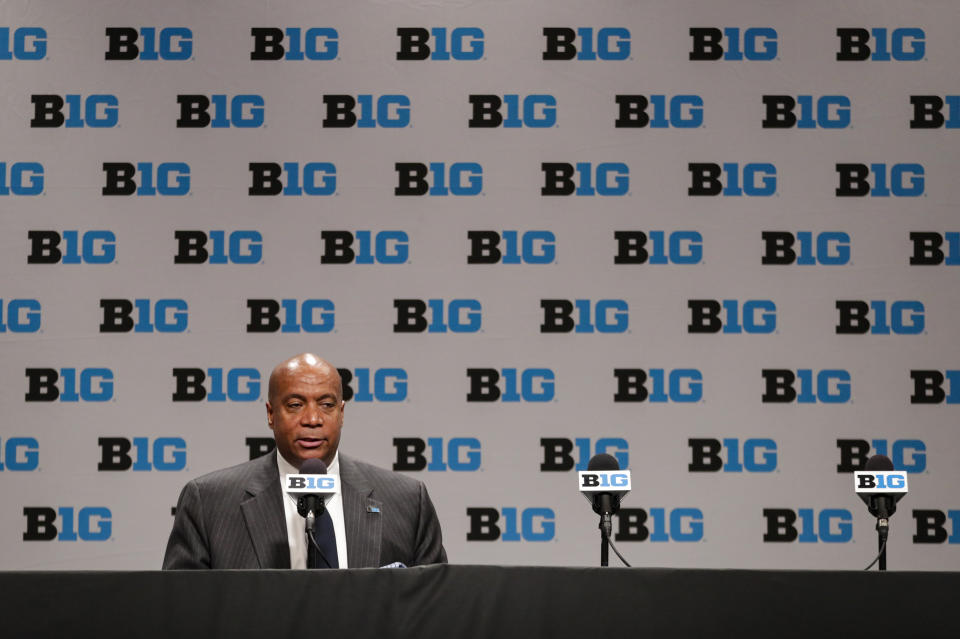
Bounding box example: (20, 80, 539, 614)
(162, 453, 289, 569)
(339, 454, 447, 568)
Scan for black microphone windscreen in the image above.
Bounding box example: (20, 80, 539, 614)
(587, 453, 620, 471)
(300, 458, 328, 474)
(864, 454, 894, 471)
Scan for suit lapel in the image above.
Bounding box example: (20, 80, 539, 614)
(240, 453, 290, 569)
(340, 455, 382, 568)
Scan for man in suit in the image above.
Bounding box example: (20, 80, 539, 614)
(162, 353, 446, 569)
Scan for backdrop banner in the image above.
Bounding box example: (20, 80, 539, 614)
(0, 0, 957, 571)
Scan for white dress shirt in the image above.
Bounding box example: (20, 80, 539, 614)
(276, 451, 349, 569)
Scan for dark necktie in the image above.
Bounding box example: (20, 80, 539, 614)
(308, 509, 339, 569)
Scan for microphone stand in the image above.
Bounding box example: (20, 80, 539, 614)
(875, 496, 890, 572)
(876, 516, 888, 572)
(600, 517, 610, 567)
(877, 528, 886, 571)
(595, 493, 616, 567)
(300, 494, 326, 570)
(306, 510, 319, 570)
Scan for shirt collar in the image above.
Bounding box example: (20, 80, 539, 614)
(276, 450, 340, 479)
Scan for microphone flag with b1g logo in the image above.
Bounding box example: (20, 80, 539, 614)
(285, 473, 340, 495)
(578, 470, 631, 512)
(854, 470, 908, 517)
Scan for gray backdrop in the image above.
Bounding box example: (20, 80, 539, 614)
(1, 0, 958, 571)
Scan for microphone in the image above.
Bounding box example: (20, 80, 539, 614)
(854, 454, 909, 541)
(285, 459, 340, 567)
(578, 454, 631, 539)
(578, 454, 632, 567)
(291, 459, 331, 533)
(286, 459, 340, 536)
(854, 454, 908, 571)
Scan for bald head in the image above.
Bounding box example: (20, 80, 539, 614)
(266, 353, 345, 469)
(268, 353, 342, 404)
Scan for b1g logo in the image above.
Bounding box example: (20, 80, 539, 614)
(761, 369, 851, 404)
(913, 510, 960, 544)
(0, 437, 39, 471)
(393, 299, 481, 333)
(857, 470, 907, 492)
(540, 437, 628, 471)
(0, 27, 47, 60)
(835, 300, 924, 335)
(688, 163, 776, 196)
(0, 299, 41, 333)
(761, 95, 851, 129)
(467, 94, 556, 128)
(614, 231, 702, 265)
(613, 369, 703, 403)
(761, 231, 850, 266)
(102, 162, 190, 196)
(105, 27, 192, 60)
(467, 230, 555, 265)
(540, 163, 628, 196)
(394, 162, 482, 196)
(910, 96, 960, 129)
(246, 299, 334, 333)
(176, 95, 264, 128)
(688, 438, 777, 472)
(397, 27, 483, 60)
(910, 370, 960, 404)
(393, 437, 481, 471)
(542, 27, 630, 60)
(762, 508, 852, 542)
(248, 162, 336, 196)
(321, 95, 410, 128)
(251, 27, 338, 60)
(835, 163, 924, 197)
(23, 507, 112, 541)
(910, 232, 959, 266)
(321, 231, 409, 264)
(836, 28, 925, 61)
(836, 439, 926, 473)
(174, 230, 262, 264)
(28, 230, 115, 264)
(614, 508, 704, 542)
(614, 95, 703, 128)
(286, 475, 337, 491)
(0, 162, 43, 195)
(466, 507, 555, 541)
(580, 471, 630, 489)
(100, 299, 188, 333)
(689, 27, 777, 61)
(540, 299, 628, 333)
(465, 368, 555, 402)
(30, 94, 118, 127)
(171, 368, 260, 402)
(97, 437, 186, 471)
(688, 300, 776, 334)
(24, 368, 113, 402)
(336, 368, 408, 402)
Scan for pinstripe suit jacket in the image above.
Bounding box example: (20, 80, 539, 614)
(162, 452, 447, 569)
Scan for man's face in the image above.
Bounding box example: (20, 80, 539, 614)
(266, 362, 344, 469)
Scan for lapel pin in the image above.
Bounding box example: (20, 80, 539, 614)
(367, 505, 381, 513)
